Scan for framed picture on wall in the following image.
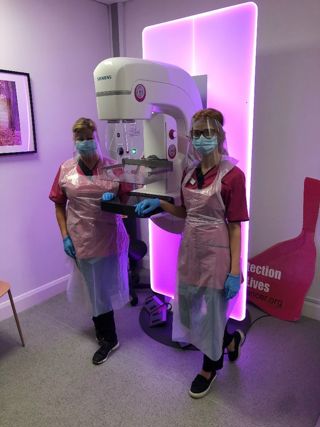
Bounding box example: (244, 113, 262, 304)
(0, 69, 36, 155)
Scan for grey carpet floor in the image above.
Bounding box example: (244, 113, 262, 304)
(0, 291, 319, 427)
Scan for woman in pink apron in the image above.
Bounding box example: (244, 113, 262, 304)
(49, 118, 130, 365)
(135, 108, 249, 398)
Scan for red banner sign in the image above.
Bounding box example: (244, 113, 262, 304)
(247, 177, 320, 321)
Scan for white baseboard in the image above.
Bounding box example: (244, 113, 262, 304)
(2, 272, 317, 323)
(0, 275, 69, 322)
(302, 296, 320, 321)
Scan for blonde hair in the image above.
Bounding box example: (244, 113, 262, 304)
(192, 108, 224, 126)
(191, 108, 227, 154)
(72, 117, 97, 134)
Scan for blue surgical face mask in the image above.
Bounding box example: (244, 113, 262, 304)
(75, 139, 97, 155)
(192, 135, 218, 156)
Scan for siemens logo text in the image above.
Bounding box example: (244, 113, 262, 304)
(97, 75, 112, 81)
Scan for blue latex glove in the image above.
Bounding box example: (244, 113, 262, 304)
(63, 236, 76, 259)
(135, 198, 160, 216)
(224, 273, 241, 300)
(102, 192, 115, 201)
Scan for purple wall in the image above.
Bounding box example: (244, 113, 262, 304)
(0, 0, 111, 319)
(0, 0, 319, 321)
(122, 0, 320, 320)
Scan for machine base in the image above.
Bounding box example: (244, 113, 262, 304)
(139, 308, 197, 350)
(139, 301, 253, 350)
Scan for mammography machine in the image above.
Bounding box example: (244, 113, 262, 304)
(94, 57, 202, 212)
(94, 57, 203, 324)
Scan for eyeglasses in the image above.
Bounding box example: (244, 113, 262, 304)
(190, 128, 217, 140)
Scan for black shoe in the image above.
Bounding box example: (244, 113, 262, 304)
(92, 341, 119, 365)
(96, 332, 104, 346)
(189, 371, 216, 399)
(228, 330, 245, 362)
(92, 311, 118, 347)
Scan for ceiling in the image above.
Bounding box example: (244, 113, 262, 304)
(93, 0, 128, 4)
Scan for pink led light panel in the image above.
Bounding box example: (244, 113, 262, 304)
(143, 2, 258, 320)
(149, 220, 181, 298)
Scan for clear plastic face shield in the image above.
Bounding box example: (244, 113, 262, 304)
(186, 116, 227, 166)
(72, 120, 103, 164)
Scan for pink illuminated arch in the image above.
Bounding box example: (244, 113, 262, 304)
(143, 2, 258, 320)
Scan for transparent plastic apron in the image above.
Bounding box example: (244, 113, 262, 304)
(172, 158, 235, 360)
(60, 158, 129, 316)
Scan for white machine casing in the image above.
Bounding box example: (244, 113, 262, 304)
(94, 58, 202, 201)
(94, 57, 201, 126)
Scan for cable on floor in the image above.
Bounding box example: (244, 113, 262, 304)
(223, 313, 270, 354)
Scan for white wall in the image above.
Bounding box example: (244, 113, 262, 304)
(121, 0, 320, 319)
(0, 0, 111, 320)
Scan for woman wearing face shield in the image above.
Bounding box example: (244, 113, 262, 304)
(49, 117, 131, 365)
(135, 108, 249, 398)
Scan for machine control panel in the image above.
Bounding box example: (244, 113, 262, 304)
(106, 120, 143, 163)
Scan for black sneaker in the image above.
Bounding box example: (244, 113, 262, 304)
(189, 371, 216, 399)
(92, 341, 119, 365)
(228, 330, 245, 362)
(96, 332, 104, 346)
